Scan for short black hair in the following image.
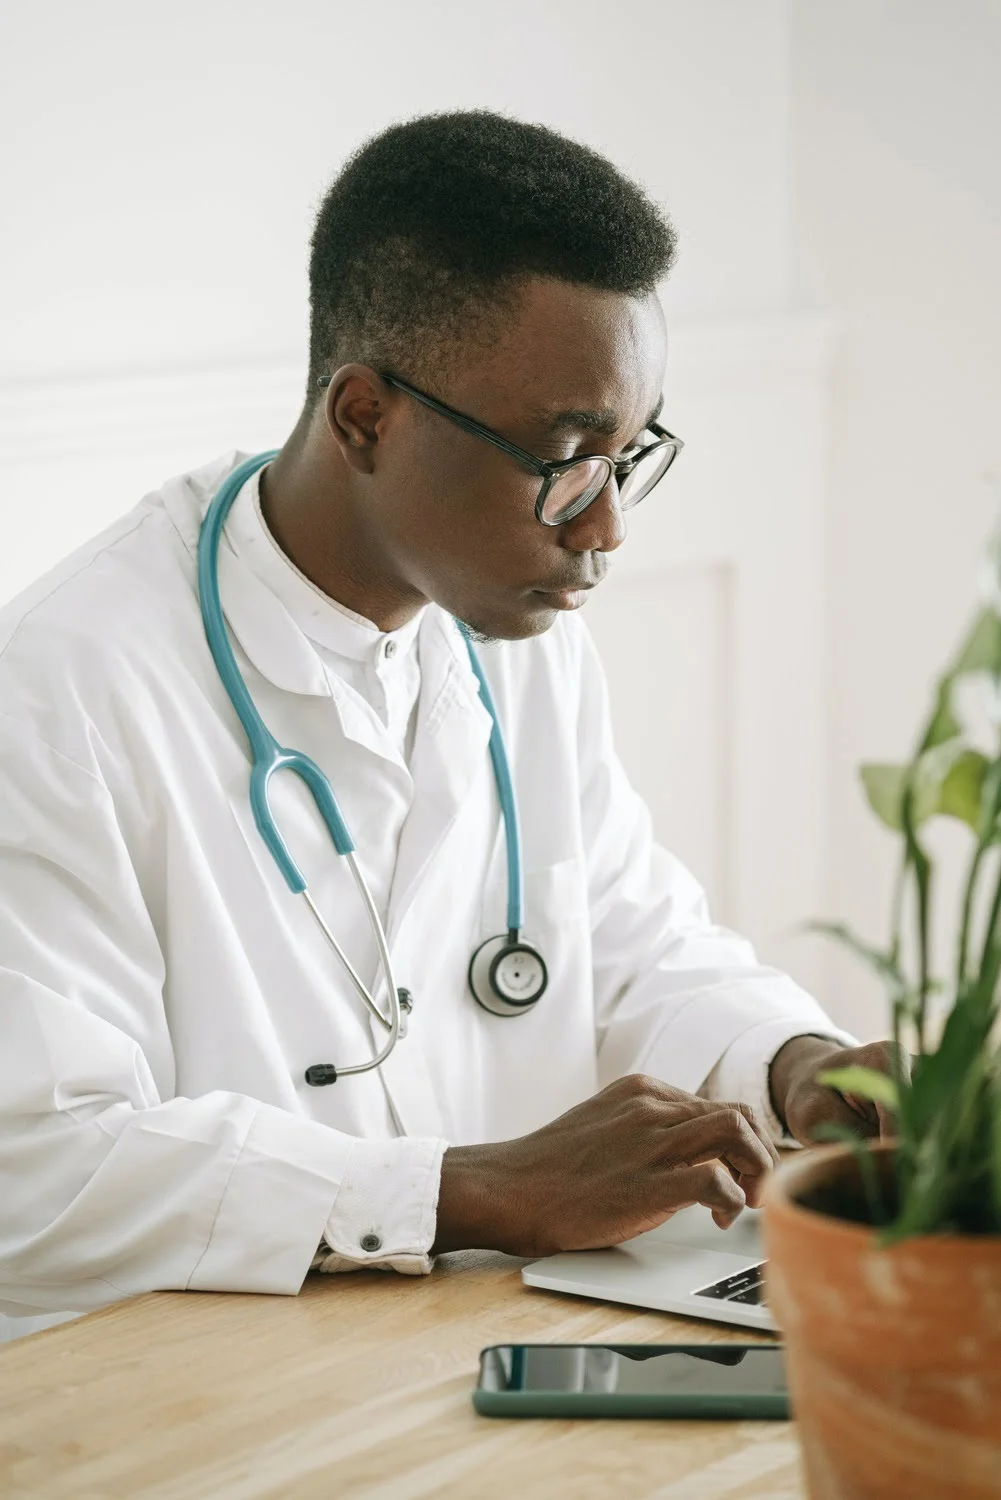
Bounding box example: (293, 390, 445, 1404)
(306, 108, 678, 407)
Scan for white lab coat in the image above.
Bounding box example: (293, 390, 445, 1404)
(0, 451, 852, 1331)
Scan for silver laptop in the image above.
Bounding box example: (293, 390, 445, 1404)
(522, 1204, 775, 1332)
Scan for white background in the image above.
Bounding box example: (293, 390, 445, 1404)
(1, 0, 999, 1038)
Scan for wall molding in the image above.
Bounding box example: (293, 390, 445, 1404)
(0, 360, 308, 465)
(0, 313, 837, 465)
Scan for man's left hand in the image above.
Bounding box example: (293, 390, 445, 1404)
(768, 1035, 904, 1144)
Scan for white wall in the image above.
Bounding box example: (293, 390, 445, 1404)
(790, 0, 1001, 1036)
(0, 0, 790, 381)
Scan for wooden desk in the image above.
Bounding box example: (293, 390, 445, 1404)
(0, 1252, 803, 1499)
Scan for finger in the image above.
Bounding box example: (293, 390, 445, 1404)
(624, 1078, 779, 1166)
(663, 1163, 747, 1229)
(657, 1106, 777, 1184)
(726, 1102, 780, 1166)
(732, 1167, 769, 1210)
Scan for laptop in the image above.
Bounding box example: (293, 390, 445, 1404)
(521, 1204, 775, 1332)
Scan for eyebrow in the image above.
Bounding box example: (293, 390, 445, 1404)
(533, 392, 665, 442)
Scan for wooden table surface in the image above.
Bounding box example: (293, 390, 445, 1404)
(0, 1252, 804, 1499)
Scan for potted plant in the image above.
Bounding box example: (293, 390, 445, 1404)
(762, 541, 1001, 1500)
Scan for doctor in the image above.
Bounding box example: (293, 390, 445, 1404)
(0, 109, 896, 1325)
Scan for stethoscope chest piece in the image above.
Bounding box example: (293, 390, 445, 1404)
(468, 933, 548, 1017)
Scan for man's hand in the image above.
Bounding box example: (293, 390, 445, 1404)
(768, 1035, 906, 1143)
(432, 1074, 779, 1259)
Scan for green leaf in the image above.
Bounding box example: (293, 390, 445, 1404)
(811, 1124, 892, 1225)
(860, 742, 980, 832)
(883, 1126, 952, 1242)
(975, 758, 1001, 845)
(916, 740, 977, 817)
(817, 1066, 900, 1110)
(921, 680, 962, 750)
(939, 750, 990, 830)
(951, 609, 1001, 677)
(908, 996, 993, 1137)
(859, 764, 908, 830)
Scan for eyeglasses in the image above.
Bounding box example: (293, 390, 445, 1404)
(316, 371, 683, 526)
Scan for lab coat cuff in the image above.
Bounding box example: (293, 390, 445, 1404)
(187, 1102, 362, 1295)
(702, 1019, 858, 1145)
(313, 1135, 447, 1277)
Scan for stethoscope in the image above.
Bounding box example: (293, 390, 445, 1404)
(197, 452, 549, 1085)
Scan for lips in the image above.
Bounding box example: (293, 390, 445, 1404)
(535, 582, 597, 594)
(532, 587, 591, 611)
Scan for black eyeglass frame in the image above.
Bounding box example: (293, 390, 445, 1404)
(316, 370, 683, 526)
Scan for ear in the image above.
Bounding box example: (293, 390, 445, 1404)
(321, 365, 392, 472)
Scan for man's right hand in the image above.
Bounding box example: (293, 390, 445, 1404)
(432, 1073, 779, 1258)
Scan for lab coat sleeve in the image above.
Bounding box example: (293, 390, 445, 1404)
(0, 717, 443, 1317)
(697, 1020, 857, 1145)
(575, 623, 855, 1134)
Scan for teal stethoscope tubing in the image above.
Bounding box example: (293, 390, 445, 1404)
(196, 453, 526, 1068)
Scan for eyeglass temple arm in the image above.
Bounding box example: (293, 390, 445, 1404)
(317, 372, 552, 476)
(317, 373, 681, 471)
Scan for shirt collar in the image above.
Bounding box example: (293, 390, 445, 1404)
(160, 451, 473, 703)
(229, 469, 425, 666)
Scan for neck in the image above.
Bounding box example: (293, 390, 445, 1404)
(258, 409, 426, 633)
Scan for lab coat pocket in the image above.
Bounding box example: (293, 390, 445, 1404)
(521, 856, 590, 942)
(478, 843, 588, 938)
(519, 857, 592, 1025)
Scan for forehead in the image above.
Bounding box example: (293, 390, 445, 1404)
(463, 274, 668, 438)
(522, 391, 664, 439)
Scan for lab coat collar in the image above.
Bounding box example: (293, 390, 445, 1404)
(160, 450, 328, 699)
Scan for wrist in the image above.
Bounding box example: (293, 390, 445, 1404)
(768, 1034, 845, 1133)
(432, 1143, 510, 1254)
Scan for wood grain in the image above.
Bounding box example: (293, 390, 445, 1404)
(0, 1251, 803, 1499)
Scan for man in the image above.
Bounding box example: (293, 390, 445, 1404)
(0, 109, 894, 1329)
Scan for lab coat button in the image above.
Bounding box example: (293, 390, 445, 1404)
(384, 640, 396, 659)
(360, 1233, 382, 1253)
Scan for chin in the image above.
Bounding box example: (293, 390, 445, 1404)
(456, 599, 558, 645)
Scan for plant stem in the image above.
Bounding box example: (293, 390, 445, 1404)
(959, 744, 1001, 991)
(889, 854, 907, 970)
(957, 841, 987, 989)
(976, 857, 1001, 1016)
(889, 983, 913, 1202)
(901, 782, 932, 1053)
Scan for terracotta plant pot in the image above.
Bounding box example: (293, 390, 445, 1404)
(762, 1141, 1001, 1500)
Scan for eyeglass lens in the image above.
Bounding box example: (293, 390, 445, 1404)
(540, 443, 678, 525)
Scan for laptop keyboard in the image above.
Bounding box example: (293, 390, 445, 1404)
(692, 1262, 767, 1306)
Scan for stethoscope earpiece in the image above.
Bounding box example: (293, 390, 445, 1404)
(468, 934, 548, 1017)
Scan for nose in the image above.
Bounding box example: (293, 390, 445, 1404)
(560, 474, 627, 556)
